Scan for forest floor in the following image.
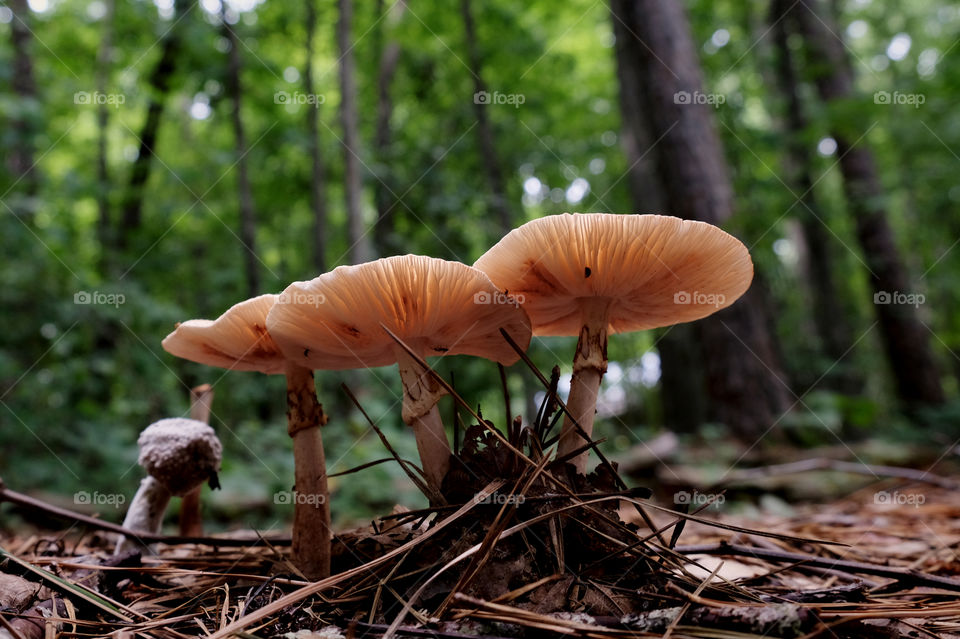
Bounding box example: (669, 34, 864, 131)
(2, 438, 960, 639)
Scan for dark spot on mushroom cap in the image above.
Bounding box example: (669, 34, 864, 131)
(343, 325, 361, 337)
(434, 347, 449, 353)
(303, 348, 310, 358)
(585, 266, 592, 278)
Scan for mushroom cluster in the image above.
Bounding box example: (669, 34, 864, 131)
(159, 213, 753, 580)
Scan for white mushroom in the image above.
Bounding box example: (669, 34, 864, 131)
(115, 418, 222, 555)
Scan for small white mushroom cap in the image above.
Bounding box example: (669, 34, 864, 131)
(138, 418, 222, 497)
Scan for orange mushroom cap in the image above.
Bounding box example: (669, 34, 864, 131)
(474, 213, 754, 336)
(161, 294, 287, 375)
(265, 255, 532, 370)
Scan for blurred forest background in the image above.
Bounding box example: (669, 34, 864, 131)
(2, 0, 960, 531)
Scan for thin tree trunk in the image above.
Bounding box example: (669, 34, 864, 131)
(770, 0, 860, 394)
(96, 0, 116, 266)
(791, 0, 943, 407)
(8, 0, 39, 216)
(610, 1, 707, 433)
(656, 325, 708, 433)
(337, 0, 373, 265)
(305, 0, 327, 273)
(372, 0, 406, 256)
(611, 0, 792, 440)
(222, 9, 260, 296)
(461, 0, 511, 233)
(119, 0, 188, 247)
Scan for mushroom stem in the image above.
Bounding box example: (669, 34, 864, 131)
(180, 384, 215, 537)
(394, 347, 452, 498)
(115, 476, 171, 555)
(285, 363, 331, 580)
(558, 300, 611, 474)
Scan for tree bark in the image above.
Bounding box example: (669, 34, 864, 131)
(305, 0, 328, 273)
(222, 9, 260, 296)
(7, 0, 39, 216)
(461, 0, 511, 233)
(611, 0, 708, 433)
(337, 0, 373, 265)
(791, 0, 943, 406)
(769, 0, 860, 394)
(656, 325, 708, 433)
(372, 0, 407, 256)
(119, 0, 189, 247)
(610, 0, 792, 440)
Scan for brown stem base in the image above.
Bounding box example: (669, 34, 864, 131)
(286, 363, 331, 580)
(395, 347, 452, 499)
(558, 300, 610, 474)
(410, 405, 452, 498)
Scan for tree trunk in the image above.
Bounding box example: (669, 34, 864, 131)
(119, 0, 188, 247)
(610, 1, 708, 433)
(7, 0, 39, 217)
(96, 0, 116, 267)
(461, 0, 511, 233)
(656, 325, 708, 433)
(372, 0, 406, 256)
(305, 0, 327, 273)
(337, 0, 373, 265)
(610, 0, 792, 440)
(222, 9, 260, 296)
(769, 0, 861, 394)
(791, 0, 943, 407)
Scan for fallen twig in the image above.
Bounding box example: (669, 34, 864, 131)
(716, 458, 960, 490)
(674, 542, 960, 592)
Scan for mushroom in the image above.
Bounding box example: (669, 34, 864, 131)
(116, 417, 222, 555)
(180, 383, 215, 537)
(265, 255, 533, 497)
(474, 213, 754, 474)
(161, 294, 332, 579)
